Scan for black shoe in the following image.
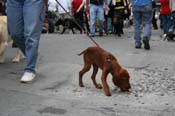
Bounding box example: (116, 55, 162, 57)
(135, 45, 141, 49)
(167, 32, 174, 41)
(143, 38, 150, 50)
(135, 43, 141, 49)
(99, 32, 103, 36)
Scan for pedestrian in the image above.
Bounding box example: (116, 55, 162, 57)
(57, 0, 71, 20)
(105, 0, 113, 34)
(48, 0, 57, 12)
(131, 0, 152, 50)
(7, 0, 48, 83)
(112, 0, 128, 36)
(71, 0, 86, 32)
(160, 0, 171, 39)
(86, 0, 108, 37)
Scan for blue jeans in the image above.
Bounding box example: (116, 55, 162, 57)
(89, 4, 104, 35)
(7, 0, 45, 73)
(168, 13, 175, 32)
(107, 17, 112, 32)
(161, 14, 171, 34)
(132, 5, 152, 45)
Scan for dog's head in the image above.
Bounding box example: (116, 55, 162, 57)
(113, 69, 131, 92)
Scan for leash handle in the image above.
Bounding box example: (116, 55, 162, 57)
(55, 0, 100, 47)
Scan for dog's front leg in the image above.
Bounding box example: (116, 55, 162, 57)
(71, 28, 75, 34)
(101, 70, 111, 96)
(91, 65, 102, 89)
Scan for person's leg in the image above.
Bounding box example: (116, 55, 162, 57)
(107, 17, 112, 33)
(112, 10, 118, 35)
(7, 0, 25, 54)
(142, 4, 152, 50)
(97, 5, 104, 35)
(168, 12, 175, 32)
(90, 4, 97, 36)
(23, 0, 45, 73)
(132, 6, 142, 48)
(84, 12, 90, 32)
(74, 12, 84, 32)
(118, 9, 124, 35)
(162, 15, 171, 35)
(167, 13, 175, 41)
(162, 15, 167, 34)
(152, 10, 157, 29)
(142, 5, 152, 39)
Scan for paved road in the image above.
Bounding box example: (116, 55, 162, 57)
(0, 28, 175, 116)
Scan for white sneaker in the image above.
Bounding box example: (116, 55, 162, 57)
(20, 72, 36, 83)
(163, 34, 167, 39)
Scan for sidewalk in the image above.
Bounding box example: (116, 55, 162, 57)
(0, 27, 175, 116)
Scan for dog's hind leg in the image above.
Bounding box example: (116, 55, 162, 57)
(91, 64, 102, 89)
(79, 63, 91, 87)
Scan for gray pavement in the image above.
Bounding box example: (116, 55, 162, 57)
(0, 27, 175, 116)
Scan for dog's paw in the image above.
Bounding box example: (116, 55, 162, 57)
(105, 92, 112, 96)
(96, 84, 102, 89)
(79, 83, 84, 87)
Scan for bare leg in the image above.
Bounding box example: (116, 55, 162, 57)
(12, 48, 25, 63)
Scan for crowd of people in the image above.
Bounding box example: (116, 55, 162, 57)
(0, 0, 175, 83)
(45, 0, 175, 39)
(46, 0, 132, 36)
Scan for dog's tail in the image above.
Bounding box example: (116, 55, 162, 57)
(77, 49, 87, 56)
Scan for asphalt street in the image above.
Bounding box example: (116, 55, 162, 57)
(0, 27, 175, 116)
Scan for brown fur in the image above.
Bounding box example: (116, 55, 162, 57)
(78, 46, 131, 96)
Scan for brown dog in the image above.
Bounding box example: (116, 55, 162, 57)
(78, 46, 131, 96)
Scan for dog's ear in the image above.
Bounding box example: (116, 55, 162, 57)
(120, 69, 130, 79)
